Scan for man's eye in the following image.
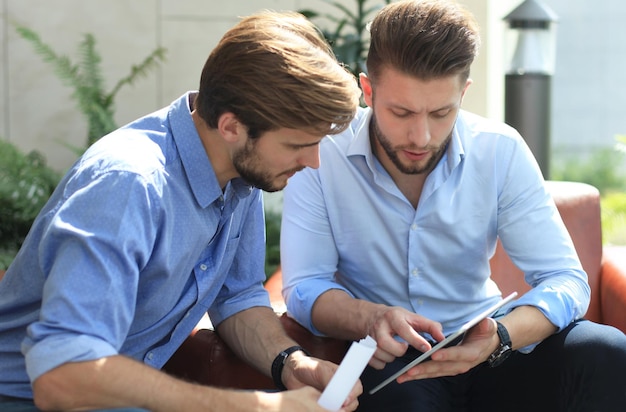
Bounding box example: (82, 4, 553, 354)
(432, 110, 451, 119)
(392, 110, 411, 118)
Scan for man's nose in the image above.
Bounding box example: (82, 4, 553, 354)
(299, 144, 320, 169)
(408, 115, 431, 147)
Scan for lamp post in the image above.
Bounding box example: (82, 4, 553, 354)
(504, 0, 558, 179)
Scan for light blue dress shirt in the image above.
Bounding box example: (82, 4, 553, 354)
(281, 107, 590, 348)
(0, 92, 271, 399)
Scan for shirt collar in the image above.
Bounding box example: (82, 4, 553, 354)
(447, 111, 466, 171)
(346, 108, 374, 159)
(168, 92, 253, 208)
(345, 107, 466, 175)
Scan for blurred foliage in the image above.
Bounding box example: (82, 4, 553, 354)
(16, 25, 166, 152)
(616, 134, 626, 156)
(264, 210, 282, 280)
(551, 146, 626, 195)
(552, 135, 626, 245)
(0, 140, 61, 270)
(299, 0, 391, 81)
(601, 192, 626, 245)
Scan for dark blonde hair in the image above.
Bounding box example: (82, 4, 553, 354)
(367, 0, 480, 83)
(195, 11, 360, 139)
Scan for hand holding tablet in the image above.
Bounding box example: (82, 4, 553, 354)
(369, 291, 518, 395)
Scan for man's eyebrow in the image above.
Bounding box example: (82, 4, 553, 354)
(432, 103, 456, 112)
(289, 139, 323, 148)
(389, 102, 457, 113)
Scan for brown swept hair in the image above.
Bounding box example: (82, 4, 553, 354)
(195, 11, 360, 139)
(367, 0, 480, 83)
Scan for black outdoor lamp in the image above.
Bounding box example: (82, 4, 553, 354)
(504, 0, 558, 179)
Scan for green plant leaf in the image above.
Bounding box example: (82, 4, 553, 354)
(15, 26, 81, 89)
(108, 47, 167, 101)
(15, 23, 167, 151)
(298, 10, 320, 19)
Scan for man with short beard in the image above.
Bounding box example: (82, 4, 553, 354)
(280, 1, 626, 411)
(0, 11, 362, 412)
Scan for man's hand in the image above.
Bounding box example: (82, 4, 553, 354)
(367, 305, 445, 370)
(311, 290, 445, 372)
(216, 306, 361, 410)
(397, 317, 498, 383)
(282, 351, 361, 411)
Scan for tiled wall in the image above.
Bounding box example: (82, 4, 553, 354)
(0, 0, 507, 172)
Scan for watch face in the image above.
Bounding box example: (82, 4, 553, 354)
(488, 345, 512, 368)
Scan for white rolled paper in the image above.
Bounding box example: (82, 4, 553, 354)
(318, 335, 377, 411)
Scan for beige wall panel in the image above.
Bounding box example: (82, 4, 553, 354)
(159, 18, 233, 106)
(161, 0, 301, 18)
(6, 0, 160, 171)
(458, 0, 488, 117)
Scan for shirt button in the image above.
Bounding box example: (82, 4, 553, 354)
(411, 268, 419, 277)
(147, 352, 154, 360)
(200, 264, 208, 271)
(411, 224, 418, 230)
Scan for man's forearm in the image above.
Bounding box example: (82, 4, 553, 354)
(498, 305, 558, 351)
(31, 354, 263, 412)
(215, 306, 301, 378)
(311, 289, 384, 341)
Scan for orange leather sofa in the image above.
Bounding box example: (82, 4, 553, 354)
(163, 180, 626, 389)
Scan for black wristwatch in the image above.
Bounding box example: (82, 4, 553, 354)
(271, 345, 311, 390)
(487, 321, 513, 368)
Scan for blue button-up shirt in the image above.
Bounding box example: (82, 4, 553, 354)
(281, 107, 590, 348)
(0, 92, 271, 398)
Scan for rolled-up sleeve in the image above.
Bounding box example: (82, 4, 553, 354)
(23, 171, 157, 381)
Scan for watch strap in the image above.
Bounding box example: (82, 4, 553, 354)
(488, 321, 513, 368)
(271, 345, 311, 390)
(495, 321, 512, 347)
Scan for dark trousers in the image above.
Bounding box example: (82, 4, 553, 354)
(358, 320, 626, 412)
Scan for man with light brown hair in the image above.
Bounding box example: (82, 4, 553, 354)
(0, 11, 361, 412)
(281, 1, 626, 411)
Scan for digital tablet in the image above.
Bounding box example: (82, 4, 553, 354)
(369, 291, 518, 395)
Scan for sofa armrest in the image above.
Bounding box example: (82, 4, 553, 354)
(599, 246, 626, 334)
(162, 313, 350, 389)
(162, 328, 274, 389)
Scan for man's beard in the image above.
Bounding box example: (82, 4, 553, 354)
(370, 114, 451, 175)
(232, 139, 302, 192)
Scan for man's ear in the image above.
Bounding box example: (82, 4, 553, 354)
(460, 79, 472, 104)
(360, 73, 373, 107)
(217, 112, 244, 143)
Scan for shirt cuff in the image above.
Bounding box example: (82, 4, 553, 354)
(286, 280, 354, 336)
(24, 333, 118, 382)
